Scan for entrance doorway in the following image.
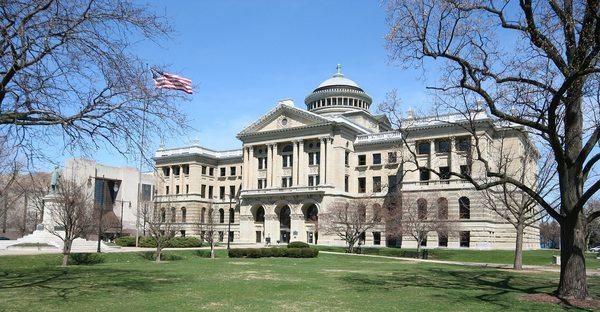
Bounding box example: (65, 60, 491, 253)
(279, 205, 291, 243)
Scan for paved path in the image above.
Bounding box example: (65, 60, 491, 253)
(319, 251, 600, 277)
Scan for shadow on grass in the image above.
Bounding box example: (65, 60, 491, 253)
(340, 267, 556, 309)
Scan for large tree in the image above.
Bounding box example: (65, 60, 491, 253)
(385, 0, 600, 298)
(0, 0, 188, 165)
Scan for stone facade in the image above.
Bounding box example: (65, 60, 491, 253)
(153, 66, 540, 250)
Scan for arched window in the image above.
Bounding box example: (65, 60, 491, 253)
(417, 198, 427, 220)
(437, 198, 448, 220)
(279, 206, 291, 229)
(219, 208, 225, 223)
(229, 208, 235, 223)
(208, 208, 214, 223)
(160, 208, 166, 223)
(459, 197, 470, 219)
(255, 206, 265, 222)
(171, 207, 176, 222)
(181, 207, 187, 223)
(372, 203, 382, 222)
(358, 203, 367, 222)
(305, 204, 318, 222)
(201, 207, 206, 223)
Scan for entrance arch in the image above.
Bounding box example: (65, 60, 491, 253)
(250, 205, 266, 243)
(277, 205, 291, 243)
(302, 203, 319, 244)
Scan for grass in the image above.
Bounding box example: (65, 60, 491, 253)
(0, 250, 599, 311)
(315, 246, 600, 269)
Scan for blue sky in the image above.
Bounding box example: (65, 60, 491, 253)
(68, 0, 434, 170)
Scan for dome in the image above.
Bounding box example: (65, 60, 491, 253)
(305, 64, 372, 116)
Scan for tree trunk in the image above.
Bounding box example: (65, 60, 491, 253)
(557, 212, 588, 299)
(210, 241, 215, 259)
(62, 240, 71, 267)
(415, 240, 421, 258)
(156, 241, 162, 262)
(514, 223, 524, 270)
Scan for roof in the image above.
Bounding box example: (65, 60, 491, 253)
(315, 64, 361, 89)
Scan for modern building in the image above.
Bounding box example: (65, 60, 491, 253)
(153, 66, 540, 249)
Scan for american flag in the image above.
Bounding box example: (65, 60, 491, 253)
(151, 68, 193, 94)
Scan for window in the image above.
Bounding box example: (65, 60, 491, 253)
(218, 231, 224, 242)
(282, 176, 292, 188)
(230, 185, 236, 198)
(388, 152, 397, 164)
(228, 231, 234, 242)
(173, 166, 180, 176)
(185, 184, 189, 194)
(201, 166, 207, 175)
(305, 204, 318, 222)
(180, 230, 186, 237)
(420, 236, 427, 246)
(181, 207, 187, 223)
(308, 175, 320, 186)
(460, 231, 470, 247)
(439, 166, 450, 180)
(373, 232, 381, 245)
(256, 231, 262, 243)
(459, 197, 471, 219)
(255, 207, 265, 222)
(142, 184, 153, 201)
(344, 175, 349, 192)
(417, 141, 431, 154)
(258, 179, 267, 189)
(282, 154, 293, 168)
(220, 167, 226, 177)
(170, 207, 176, 222)
(358, 155, 366, 166)
(437, 197, 448, 220)
(372, 204, 382, 222)
(308, 152, 320, 165)
(209, 167, 214, 176)
(438, 232, 448, 247)
(201, 185, 206, 198)
(160, 208, 166, 222)
(208, 186, 213, 199)
(345, 151, 350, 166)
(419, 168, 430, 181)
(373, 153, 381, 165)
(417, 198, 427, 220)
(229, 208, 235, 223)
(200, 207, 206, 223)
(373, 176, 382, 192)
(435, 139, 451, 153)
(228, 166, 235, 176)
(258, 157, 267, 170)
(219, 186, 225, 199)
(358, 177, 366, 193)
(182, 165, 189, 175)
(165, 186, 169, 195)
(460, 165, 471, 176)
(457, 137, 471, 152)
(388, 175, 397, 193)
(162, 167, 170, 177)
(175, 185, 180, 194)
(219, 209, 225, 223)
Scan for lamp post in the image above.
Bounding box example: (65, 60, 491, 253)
(220, 193, 238, 250)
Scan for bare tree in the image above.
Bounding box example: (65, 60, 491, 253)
(49, 177, 94, 266)
(482, 143, 556, 269)
(321, 199, 382, 253)
(540, 220, 561, 249)
(0, 0, 189, 167)
(196, 204, 217, 259)
(385, 0, 600, 298)
(585, 200, 600, 250)
(146, 201, 178, 262)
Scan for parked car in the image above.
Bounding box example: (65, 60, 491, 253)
(0, 236, 10, 240)
(590, 246, 600, 253)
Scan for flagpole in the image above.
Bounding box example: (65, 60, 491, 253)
(136, 66, 150, 248)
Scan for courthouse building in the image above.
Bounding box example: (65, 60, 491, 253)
(153, 66, 540, 249)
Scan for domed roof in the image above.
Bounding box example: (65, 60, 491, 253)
(315, 64, 361, 89)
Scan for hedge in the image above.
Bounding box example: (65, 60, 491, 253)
(288, 241, 310, 248)
(139, 251, 183, 261)
(68, 253, 105, 265)
(228, 247, 318, 258)
(115, 236, 202, 248)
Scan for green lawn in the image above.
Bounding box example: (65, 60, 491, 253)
(315, 246, 600, 269)
(0, 250, 598, 311)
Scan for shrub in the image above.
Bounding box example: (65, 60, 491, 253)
(115, 236, 136, 247)
(228, 247, 318, 258)
(139, 251, 156, 261)
(68, 253, 105, 265)
(168, 237, 202, 248)
(288, 241, 310, 248)
(139, 251, 183, 261)
(194, 250, 214, 258)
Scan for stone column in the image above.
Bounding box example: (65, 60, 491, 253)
(297, 139, 304, 186)
(264, 210, 279, 243)
(450, 137, 458, 176)
(272, 143, 279, 187)
(290, 211, 306, 242)
(266, 144, 272, 187)
(242, 147, 248, 190)
(169, 165, 175, 195)
(292, 140, 299, 186)
(248, 146, 254, 189)
(325, 137, 334, 185)
(319, 137, 326, 184)
(179, 164, 184, 193)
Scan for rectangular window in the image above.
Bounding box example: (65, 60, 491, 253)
(373, 153, 381, 165)
(388, 152, 397, 164)
(435, 139, 451, 153)
(438, 232, 448, 247)
(460, 231, 470, 247)
(258, 157, 267, 170)
(165, 186, 169, 195)
(201, 185, 206, 198)
(173, 166, 180, 176)
(208, 186, 213, 199)
(373, 176, 382, 192)
(182, 165, 189, 175)
(344, 176, 349, 192)
(358, 177, 366, 193)
(219, 186, 225, 199)
(230, 185, 236, 198)
(457, 137, 471, 152)
(373, 232, 381, 245)
(162, 167, 170, 177)
(218, 231, 224, 242)
(201, 166, 207, 175)
(308, 175, 320, 186)
(388, 175, 397, 193)
(230, 166, 236, 176)
(220, 167, 226, 177)
(209, 167, 214, 176)
(175, 185, 180, 194)
(185, 184, 189, 194)
(142, 184, 152, 201)
(345, 151, 350, 166)
(358, 155, 366, 166)
(256, 231, 262, 243)
(460, 165, 471, 176)
(180, 230, 186, 237)
(282, 154, 293, 168)
(228, 231, 234, 242)
(439, 166, 450, 180)
(417, 141, 431, 154)
(281, 176, 292, 188)
(419, 168, 430, 181)
(308, 152, 320, 165)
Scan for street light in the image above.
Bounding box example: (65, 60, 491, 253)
(220, 193, 239, 250)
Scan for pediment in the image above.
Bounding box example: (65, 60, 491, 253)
(238, 104, 330, 137)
